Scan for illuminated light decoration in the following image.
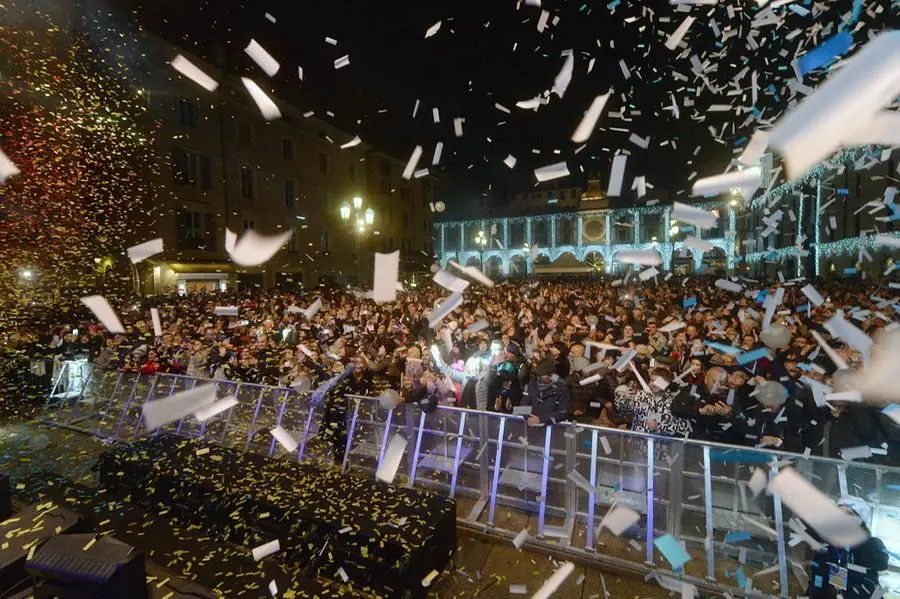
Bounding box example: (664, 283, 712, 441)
(436, 203, 735, 275)
(751, 146, 877, 211)
(745, 230, 900, 266)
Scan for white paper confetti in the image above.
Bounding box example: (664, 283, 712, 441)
(271, 425, 299, 453)
(768, 32, 900, 178)
(373, 251, 400, 303)
(530, 562, 575, 599)
(376, 434, 407, 484)
(671, 202, 717, 230)
(607, 154, 628, 196)
(227, 228, 292, 266)
(170, 55, 219, 92)
(402, 145, 423, 180)
(768, 468, 869, 548)
(251, 539, 280, 561)
(571, 91, 612, 143)
(244, 39, 280, 77)
(193, 396, 238, 422)
(241, 78, 281, 121)
(425, 21, 442, 38)
(80, 296, 125, 334)
(142, 383, 217, 430)
(150, 308, 162, 337)
(127, 238, 163, 264)
(534, 161, 570, 182)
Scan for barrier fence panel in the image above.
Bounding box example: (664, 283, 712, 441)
(406, 404, 465, 495)
(344, 396, 394, 477)
(236, 383, 289, 453)
(93, 371, 141, 437)
(39, 365, 900, 598)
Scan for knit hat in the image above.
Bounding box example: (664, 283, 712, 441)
(506, 341, 522, 357)
(535, 359, 556, 376)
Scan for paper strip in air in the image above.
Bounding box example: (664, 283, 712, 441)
(692, 169, 761, 200)
(142, 383, 217, 430)
(376, 434, 407, 484)
(244, 40, 280, 77)
(128, 238, 163, 264)
(768, 468, 868, 547)
(80, 296, 125, 334)
(373, 251, 400, 303)
(228, 229, 292, 266)
(242, 78, 281, 121)
(768, 32, 900, 178)
(607, 154, 628, 196)
(571, 92, 611, 143)
(171, 55, 219, 92)
(402, 146, 423, 180)
(150, 308, 163, 337)
(535, 161, 569, 182)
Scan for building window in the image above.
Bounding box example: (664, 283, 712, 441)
(242, 219, 255, 232)
(240, 166, 255, 200)
(288, 232, 297, 252)
(400, 188, 410, 203)
(176, 211, 215, 250)
(403, 213, 409, 227)
(238, 121, 253, 146)
(178, 98, 198, 128)
(282, 138, 294, 160)
(380, 179, 391, 194)
(284, 179, 296, 210)
(171, 148, 211, 189)
(380, 160, 391, 177)
(319, 152, 328, 173)
(320, 231, 329, 252)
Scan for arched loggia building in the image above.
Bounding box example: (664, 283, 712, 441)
(433, 203, 738, 277)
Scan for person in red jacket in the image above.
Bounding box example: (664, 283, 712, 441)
(139, 349, 161, 375)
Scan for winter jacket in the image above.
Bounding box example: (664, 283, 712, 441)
(521, 375, 570, 425)
(807, 531, 888, 599)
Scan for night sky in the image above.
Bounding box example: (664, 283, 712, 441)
(98, 0, 894, 214)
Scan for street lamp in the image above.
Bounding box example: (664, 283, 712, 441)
(475, 230, 487, 269)
(340, 196, 376, 286)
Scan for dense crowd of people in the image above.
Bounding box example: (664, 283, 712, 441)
(6, 274, 900, 466)
(2, 274, 897, 598)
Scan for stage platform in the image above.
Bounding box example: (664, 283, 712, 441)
(98, 434, 457, 598)
(0, 420, 716, 599)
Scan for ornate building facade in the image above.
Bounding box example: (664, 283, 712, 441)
(434, 201, 737, 276)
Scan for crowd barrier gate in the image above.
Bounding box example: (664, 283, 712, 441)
(40, 365, 900, 598)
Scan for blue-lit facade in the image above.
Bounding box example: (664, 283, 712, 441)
(741, 146, 899, 279)
(434, 201, 737, 276)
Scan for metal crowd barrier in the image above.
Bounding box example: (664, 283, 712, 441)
(41, 366, 900, 598)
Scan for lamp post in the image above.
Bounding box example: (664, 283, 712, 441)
(475, 230, 487, 271)
(339, 196, 376, 286)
